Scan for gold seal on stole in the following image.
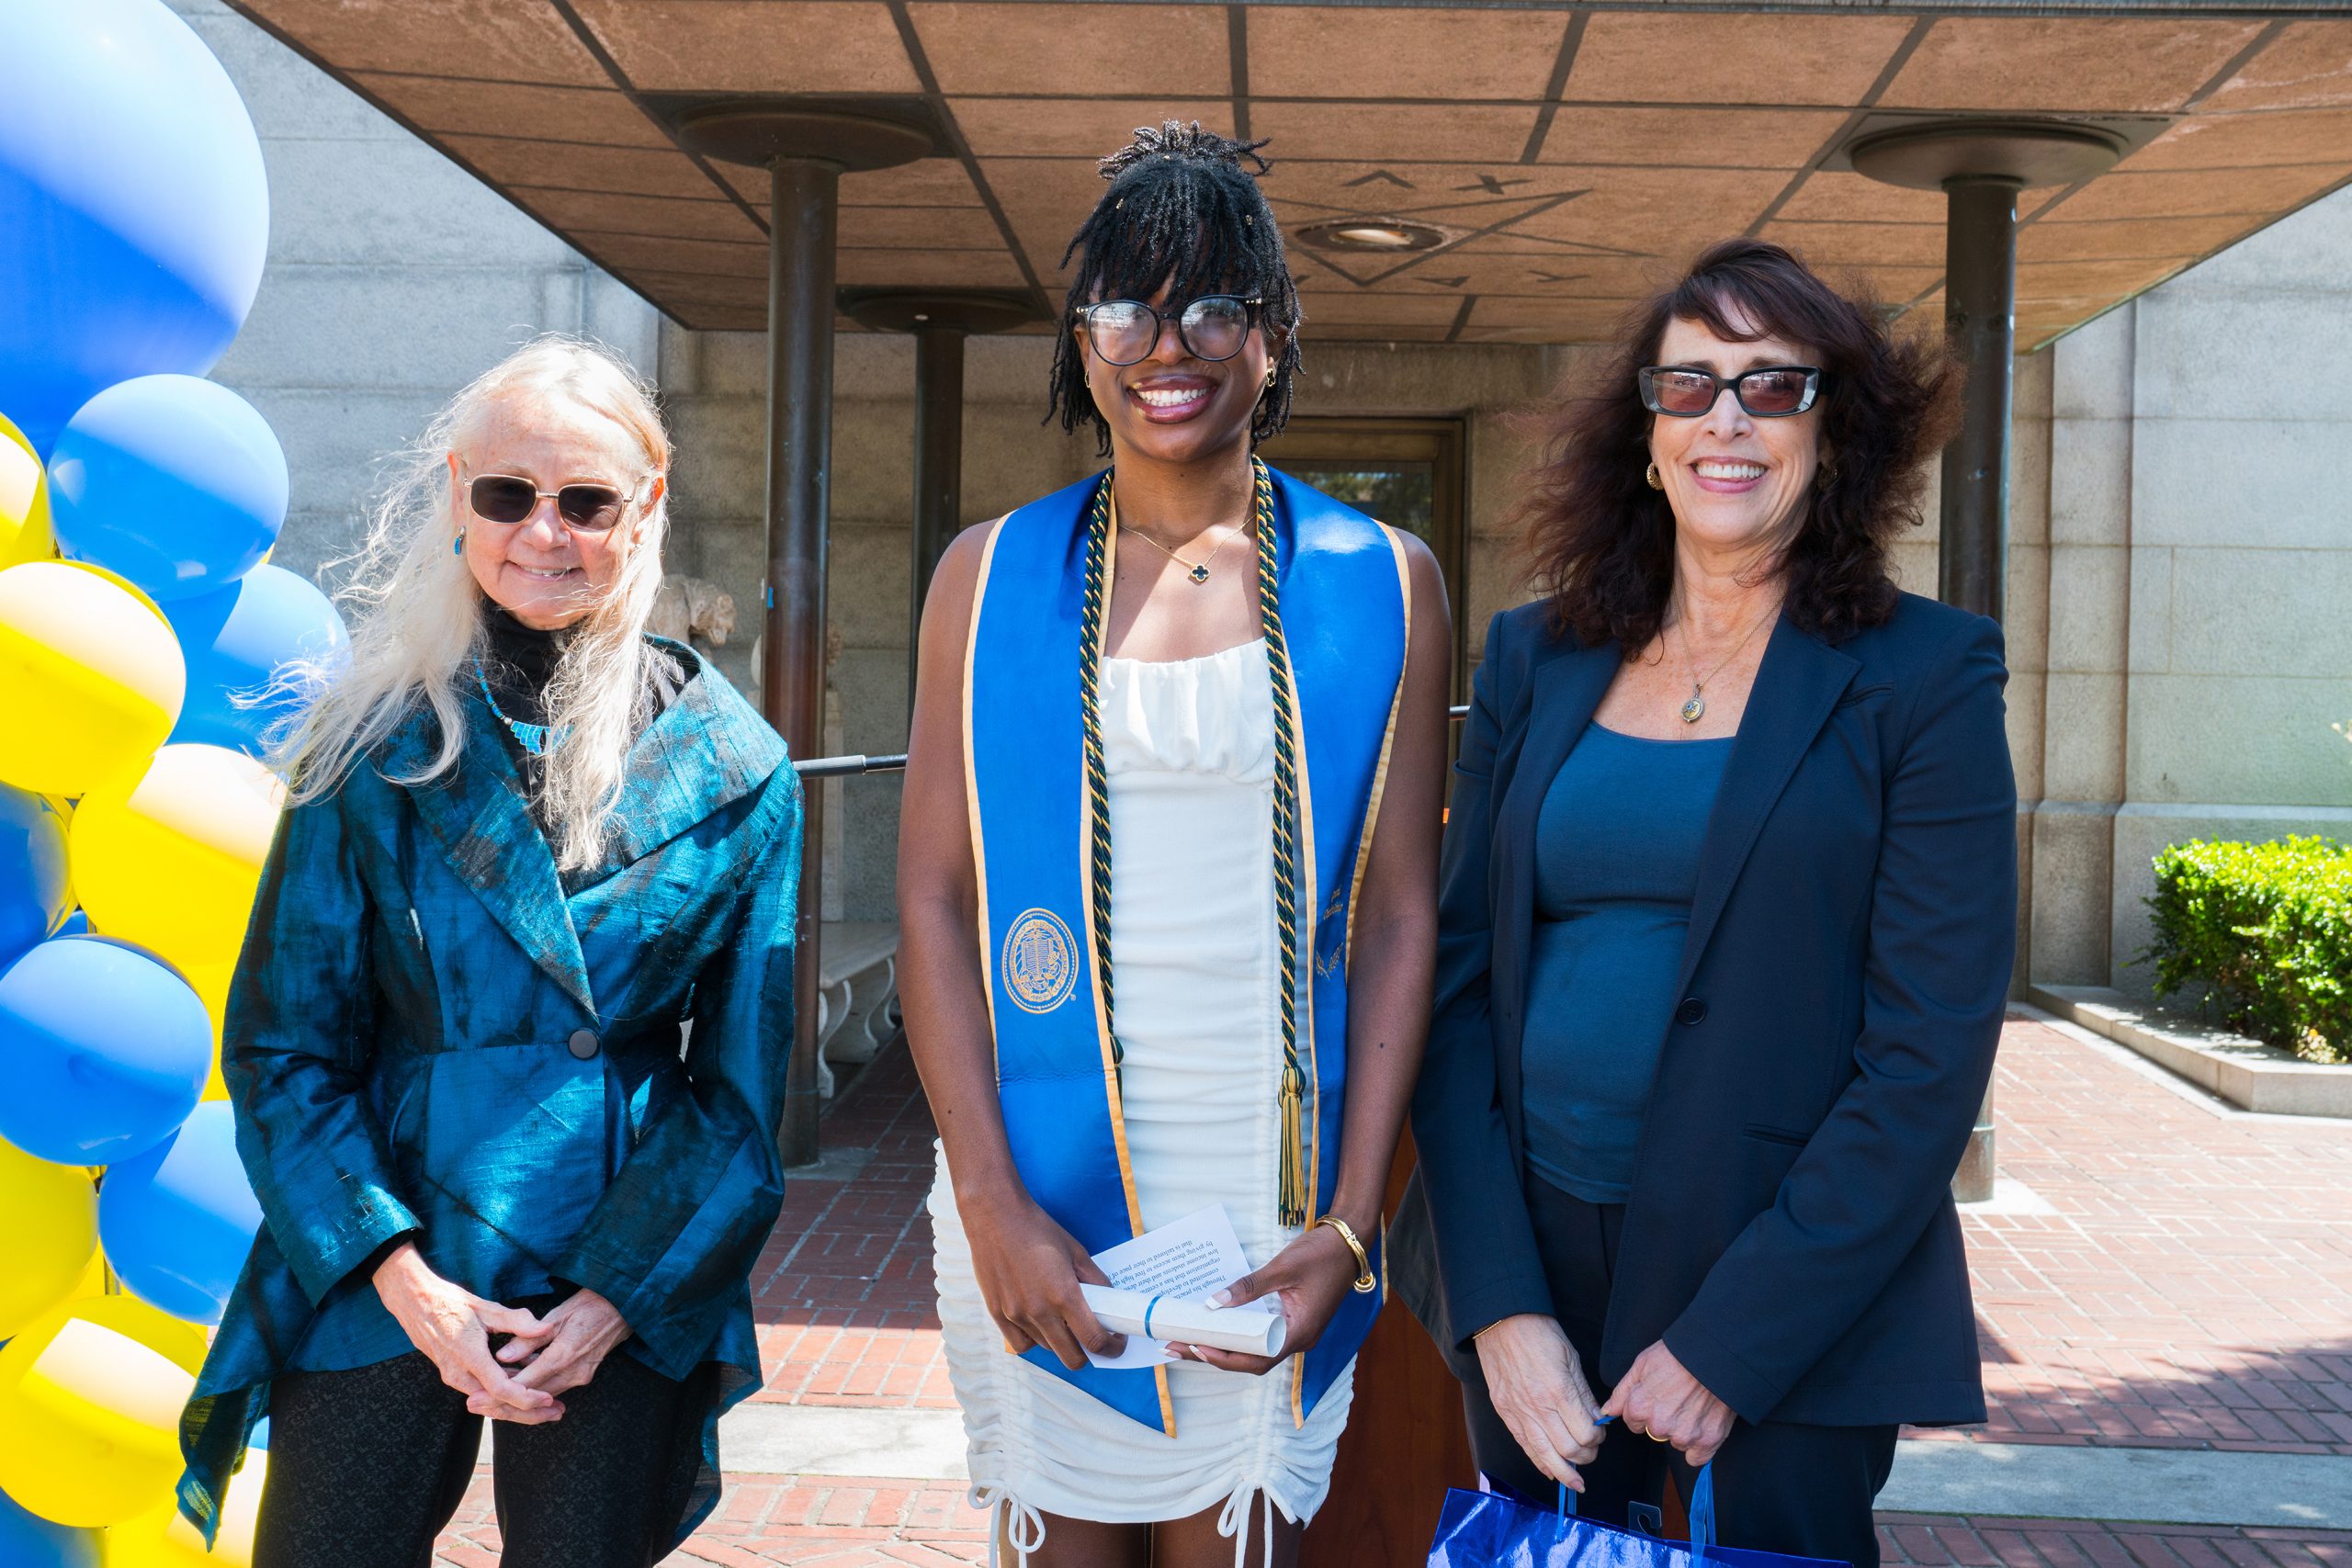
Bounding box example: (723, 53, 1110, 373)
(1002, 908, 1078, 1014)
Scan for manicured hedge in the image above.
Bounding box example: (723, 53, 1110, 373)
(2146, 837, 2352, 1064)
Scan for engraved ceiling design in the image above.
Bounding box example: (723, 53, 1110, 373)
(228, 2, 2352, 348)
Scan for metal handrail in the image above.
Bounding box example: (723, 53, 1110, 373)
(790, 705, 1474, 777)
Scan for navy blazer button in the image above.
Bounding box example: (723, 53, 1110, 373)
(568, 1029, 600, 1059)
(1676, 997, 1707, 1026)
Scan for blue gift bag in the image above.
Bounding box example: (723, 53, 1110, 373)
(1425, 1466, 1850, 1568)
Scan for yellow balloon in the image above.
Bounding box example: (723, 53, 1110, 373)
(0, 1295, 204, 1527)
(0, 1135, 98, 1340)
(106, 1449, 266, 1568)
(0, 562, 185, 796)
(182, 959, 233, 1102)
(71, 746, 283, 975)
(0, 411, 54, 570)
(72, 1249, 113, 1300)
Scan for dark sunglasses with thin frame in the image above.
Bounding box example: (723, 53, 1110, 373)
(1639, 365, 1822, 419)
(468, 474, 635, 532)
(1077, 295, 1263, 367)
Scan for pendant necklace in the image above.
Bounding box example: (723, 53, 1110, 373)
(1674, 604, 1778, 725)
(1118, 517, 1244, 585)
(473, 659, 568, 756)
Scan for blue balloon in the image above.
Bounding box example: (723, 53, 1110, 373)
(166, 565, 350, 755)
(100, 1101, 261, 1325)
(47, 375, 288, 600)
(0, 0, 268, 457)
(0, 785, 70, 970)
(0, 936, 211, 1166)
(0, 1488, 101, 1568)
(53, 909, 87, 938)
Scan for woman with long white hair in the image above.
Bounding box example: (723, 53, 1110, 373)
(173, 337, 805, 1568)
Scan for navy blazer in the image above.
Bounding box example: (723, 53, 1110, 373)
(1390, 591, 2015, 1428)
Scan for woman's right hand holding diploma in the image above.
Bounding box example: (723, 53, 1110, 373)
(961, 1183, 1128, 1369)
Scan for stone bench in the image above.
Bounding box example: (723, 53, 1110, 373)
(816, 919, 899, 1098)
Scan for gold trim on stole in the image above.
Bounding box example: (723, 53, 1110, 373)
(1292, 520, 1413, 1427)
(964, 516, 1008, 1051)
(1092, 490, 1177, 1438)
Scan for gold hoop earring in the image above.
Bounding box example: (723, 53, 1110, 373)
(1264, 364, 1278, 389)
(1645, 462, 1663, 491)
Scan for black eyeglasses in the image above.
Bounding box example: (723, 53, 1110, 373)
(1639, 365, 1822, 419)
(468, 474, 636, 532)
(1076, 295, 1263, 367)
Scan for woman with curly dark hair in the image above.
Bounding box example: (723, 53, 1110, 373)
(898, 123, 1449, 1567)
(1390, 239, 2015, 1568)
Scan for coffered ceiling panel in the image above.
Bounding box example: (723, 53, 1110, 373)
(1534, 107, 1848, 169)
(952, 97, 1237, 157)
(2052, 164, 2347, 222)
(569, 1, 922, 94)
(230, 0, 2352, 353)
(2199, 22, 2352, 112)
(1248, 102, 1542, 165)
(349, 76, 673, 148)
(2122, 107, 2352, 168)
(910, 4, 1233, 96)
(1245, 7, 1572, 101)
(514, 187, 764, 244)
(1880, 17, 2268, 113)
(1565, 13, 1919, 107)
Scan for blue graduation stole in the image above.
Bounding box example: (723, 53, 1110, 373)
(962, 464, 1411, 1435)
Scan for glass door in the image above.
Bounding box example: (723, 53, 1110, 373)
(1258, 416, 1467, 699)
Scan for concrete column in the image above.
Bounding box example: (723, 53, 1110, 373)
(2032, 305, 2136, 987)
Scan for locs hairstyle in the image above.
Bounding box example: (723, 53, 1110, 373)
(1047, 121, 1304, 457)
(1516, 238, 1959, 655)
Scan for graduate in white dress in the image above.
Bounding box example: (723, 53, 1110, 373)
(897, 123, 1452, 1568)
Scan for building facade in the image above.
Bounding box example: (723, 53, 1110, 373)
(179, 0, 2352, 999)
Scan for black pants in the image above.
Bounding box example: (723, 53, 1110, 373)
(254, 1344, 710, 1568)
(1460, 1178, 1897, 1568)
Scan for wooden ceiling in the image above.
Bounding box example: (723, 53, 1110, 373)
(228, 2, 2352, 349)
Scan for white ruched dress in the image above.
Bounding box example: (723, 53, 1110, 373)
(930, 637, 1356, 1567)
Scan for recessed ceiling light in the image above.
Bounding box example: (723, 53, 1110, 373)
(1296, 219, 1446, 254)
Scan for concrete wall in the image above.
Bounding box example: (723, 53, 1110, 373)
(170, 0, 656, 585)
(2007, 189, 2352, 999)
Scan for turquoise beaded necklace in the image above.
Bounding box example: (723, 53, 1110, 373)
(472, 659, 568, 756)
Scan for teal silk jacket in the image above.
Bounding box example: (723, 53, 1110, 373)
(176, 638, 802, 1550)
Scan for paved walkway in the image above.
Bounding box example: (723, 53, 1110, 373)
(425, 1014, 2352, 1565)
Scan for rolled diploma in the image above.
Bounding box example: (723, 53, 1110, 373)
(1080, 1284, 1288, 1358)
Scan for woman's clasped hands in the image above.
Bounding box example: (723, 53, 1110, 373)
(371, 1239, 632, 1423)
(1473, 1314, 1608, 1491)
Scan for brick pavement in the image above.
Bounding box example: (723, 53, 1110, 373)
(1956, 1019, 2352, 1454)
(428, 1014, 2352, 1562)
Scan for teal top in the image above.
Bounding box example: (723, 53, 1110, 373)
(1522, 722, 1732, 1203)
(176, 638, 802, 1551)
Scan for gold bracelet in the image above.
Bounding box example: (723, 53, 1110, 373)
(1312, 1214, 1378, 1294)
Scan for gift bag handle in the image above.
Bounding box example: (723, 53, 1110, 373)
(1552, 1417, 1717, 1568)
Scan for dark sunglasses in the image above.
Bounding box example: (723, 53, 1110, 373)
(468, 474, 636, 532)
(1639, 365, 1822, 419)
(1077, 295, 1263, 367)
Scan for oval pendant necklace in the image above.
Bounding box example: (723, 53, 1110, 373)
(1675, 604, 1778, 725)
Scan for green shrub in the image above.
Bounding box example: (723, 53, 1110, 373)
(2145, 837, 2352, 1064)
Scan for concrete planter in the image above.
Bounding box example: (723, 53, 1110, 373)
(2028, 982, 2352, 1118)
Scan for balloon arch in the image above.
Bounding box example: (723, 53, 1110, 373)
(0, 2, 351, 1560)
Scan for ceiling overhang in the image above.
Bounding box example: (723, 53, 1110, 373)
(226, 1, 2352, 350)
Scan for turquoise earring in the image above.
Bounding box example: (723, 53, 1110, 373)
(452, 528, 465, 557)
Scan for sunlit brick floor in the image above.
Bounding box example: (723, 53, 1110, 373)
(427, 1014, 2352, 1563)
